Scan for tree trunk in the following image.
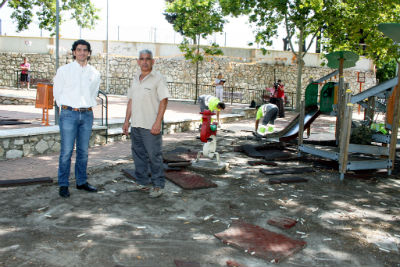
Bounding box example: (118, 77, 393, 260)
(335, 58, 345, 142)
(295, 28, 304, 112)
(194, 35, 200, 104)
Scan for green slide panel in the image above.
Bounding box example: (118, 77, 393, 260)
(305, 82, 319, 108)
(320, 82, 336, 114)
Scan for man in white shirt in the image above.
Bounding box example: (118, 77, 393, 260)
(53, 39, 101, 198)
(123, 49, 170, 198)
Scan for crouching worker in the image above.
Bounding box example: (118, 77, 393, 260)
(198, 94, 225, 125)
(255, 103, 279, 136)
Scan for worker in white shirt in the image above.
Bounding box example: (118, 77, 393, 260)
(53, 39, 101, 198)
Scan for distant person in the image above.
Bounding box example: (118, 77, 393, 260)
(271, 79, 285, 118)
(198, 94, 225, 125)
(122, 49, 170, 198)
(53, 39, 101, 198)
(20, 57, 31, 89)
(214, 73, 225, 101)
(255, 103, 279, 135)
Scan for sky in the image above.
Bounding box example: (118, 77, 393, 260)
(0, 0, 289, 50)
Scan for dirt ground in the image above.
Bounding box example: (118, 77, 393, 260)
(1, 117, 400, 267)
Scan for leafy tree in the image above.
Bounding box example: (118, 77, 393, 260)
(220, 0, 326, 111)
(164, 0, 224, 103)
(1, 0, 99, 33)
(322, 0, 400, 69)
(376, 59, 397, 83)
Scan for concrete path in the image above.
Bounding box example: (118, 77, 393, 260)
(0, 87, 249, 129)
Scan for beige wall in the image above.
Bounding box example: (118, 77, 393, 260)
(0, 35, 374, 72)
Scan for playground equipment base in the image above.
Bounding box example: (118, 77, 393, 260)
(189, 159, 229, 174)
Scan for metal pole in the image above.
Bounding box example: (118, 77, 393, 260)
(106, 0, 110, 93)
(118, 25, 120, 41)
(224, 32, 226, 47)
(54, 0, 60, 125)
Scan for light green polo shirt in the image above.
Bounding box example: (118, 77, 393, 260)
(256, 104, 276, 120)
(207, 96, 220, 112)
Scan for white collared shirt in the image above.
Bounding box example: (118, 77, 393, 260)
(127, 70, 170, 130)
(53, 61, 101, 108)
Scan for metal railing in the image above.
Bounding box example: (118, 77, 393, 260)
(11, 70, 296, 109)
(167, 81, 296, 109)
(97, 90, 109, 142)
(167, 82, 267, 105)
(14, 70, 53, 89)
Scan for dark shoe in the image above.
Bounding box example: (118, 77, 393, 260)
(59, 186, 70, 198)
(76, 182, 98, 192)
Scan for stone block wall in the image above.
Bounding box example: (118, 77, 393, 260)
(0, 128, 106, 161)
(0, 95, 36, 105)
(0, 52, 376, 99)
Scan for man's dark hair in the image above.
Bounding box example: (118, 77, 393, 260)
(71, 39, 92, 60)
(218, 102, 225, 110)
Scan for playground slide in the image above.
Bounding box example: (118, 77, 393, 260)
(263, 108, 321, 142)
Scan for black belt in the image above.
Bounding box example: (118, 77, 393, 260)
(61, 105, 92, 112)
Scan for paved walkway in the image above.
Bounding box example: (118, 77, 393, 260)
(0, 110, 332, 182)
(0, 86, 377, 182)
(0, 87, 254, 181)
(0, 87, 248, 129)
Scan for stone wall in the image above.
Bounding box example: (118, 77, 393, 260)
(0, 52, 376, 99)
(0, 127, 107, 161)
(0, 107, 256, 160)
(0, 95, 35, 105)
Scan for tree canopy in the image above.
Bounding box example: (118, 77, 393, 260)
(322, 0, 400, 68)
(220, 0, 327, 110)
(1, 0, 99, 33)
(164, 0, 225, 102)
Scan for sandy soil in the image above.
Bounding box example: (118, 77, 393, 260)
(0, 119, 399, 267)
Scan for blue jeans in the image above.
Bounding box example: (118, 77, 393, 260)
(130, 127, 165, 188)
(262, 106, 278, 125)
(58, 109, 93, 187)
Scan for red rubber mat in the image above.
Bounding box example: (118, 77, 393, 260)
(215, 221, 306, 263)
(267, 217, 297, 229)
(165, 170, 217, 190)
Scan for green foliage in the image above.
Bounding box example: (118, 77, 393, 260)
(165, 0, 225, 101)
(219, 0, 327, 110)
(322, 0, 400, 67)
(165, 0, 225, 63)
(219, 0, 325, 53)
(5, 0, 99, 33)
(165, 0, 225, 42)
(350, 125, 372, 145)
(178, 38, 222, 63)
(376, 59, 397, 83)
